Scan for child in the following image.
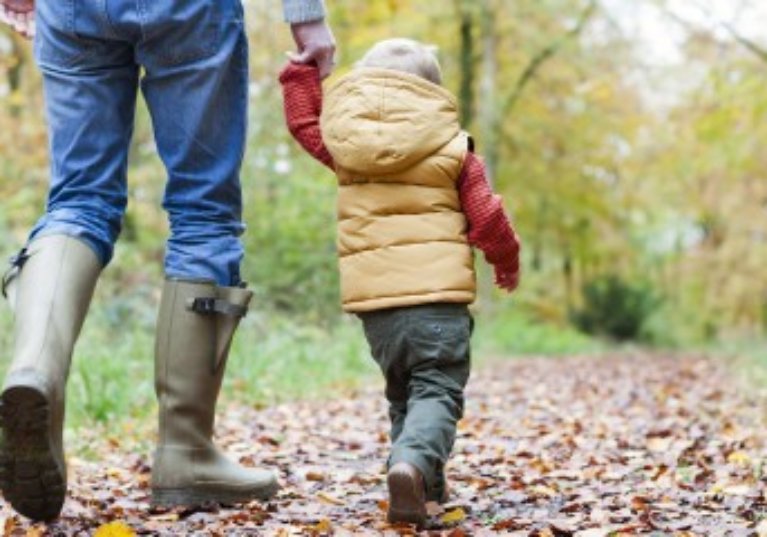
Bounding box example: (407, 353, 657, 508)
(279, 38, 520, 527)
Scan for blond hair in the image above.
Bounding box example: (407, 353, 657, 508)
(357, 38, 442, 85)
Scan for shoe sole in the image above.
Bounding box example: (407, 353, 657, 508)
(387, 467, 427, 527)
(0, 384, 65, 521)
(151, 480, 280, 508)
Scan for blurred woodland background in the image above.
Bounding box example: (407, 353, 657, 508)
(0, 0, 765, 431)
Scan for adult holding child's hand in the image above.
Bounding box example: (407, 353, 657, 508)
(0, 0, 35, 38)
(290, 18, 337, 79)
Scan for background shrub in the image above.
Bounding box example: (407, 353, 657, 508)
(571, 275, 661, 342)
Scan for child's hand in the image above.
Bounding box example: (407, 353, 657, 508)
(494, 266, 519, 293)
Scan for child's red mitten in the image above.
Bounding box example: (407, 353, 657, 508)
(494, 264, 519, 292)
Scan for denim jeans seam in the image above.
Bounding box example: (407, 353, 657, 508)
(38, 48, 96, 70)
(148, 3, 222, 67)
(35, 0, 93, 69)
(233, 0, 245, 24)
(66, 0, 74, 34)
(97, 0, 121, 39)
(235, 30, 249, 168)
(136, 0, 147, 42)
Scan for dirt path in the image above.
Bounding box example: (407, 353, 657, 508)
(2, 354, 766, 536)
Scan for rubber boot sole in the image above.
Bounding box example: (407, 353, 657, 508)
(387, 466, 427, 527)
(151, 479, 279, 508)
(0, 384, 65, 521)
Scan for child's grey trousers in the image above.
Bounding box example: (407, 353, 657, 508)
(359, 303, 472, 501)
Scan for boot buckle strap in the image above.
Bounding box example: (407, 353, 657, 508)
(2, 247, 30, 300)
(186, 297, 248, 318)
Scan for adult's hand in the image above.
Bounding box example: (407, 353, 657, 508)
(289, 19, 336, 79)
(0, 0, 35, 38)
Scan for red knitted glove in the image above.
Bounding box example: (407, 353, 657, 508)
(279, 62, 335, 169)
(495, 266, 520, 292)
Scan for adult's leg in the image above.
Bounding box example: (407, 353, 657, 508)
(28, 3, 137, 263)
(139, 0, 248, 287)
(137, 0, 277, 506)
(0, 0, 138, 521)
(0, 237, 100, 521)
(150, 279, 278, 507)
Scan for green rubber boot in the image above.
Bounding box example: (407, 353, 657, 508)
(0, 235, 101, 521)
(150, 279, 278, 507)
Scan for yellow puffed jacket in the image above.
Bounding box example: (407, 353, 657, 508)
(320, 68, 476, 313)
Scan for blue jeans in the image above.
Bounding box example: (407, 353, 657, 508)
(30, 0, 249, 286)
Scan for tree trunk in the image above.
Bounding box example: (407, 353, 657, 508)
(456, 0, 476, 127)
(7, 32, 29, 116)
(478, 0, 499, 186)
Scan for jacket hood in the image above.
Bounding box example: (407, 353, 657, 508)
(320, 68, 461, 175)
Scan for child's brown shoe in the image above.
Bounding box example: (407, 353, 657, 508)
(425, 475, 450, 504)
(438, 482, 450, 504)
(387, 462, 427, 527)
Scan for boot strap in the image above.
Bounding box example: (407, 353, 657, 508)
(186, 297, 248, 318)
(1, 247, 30, 300)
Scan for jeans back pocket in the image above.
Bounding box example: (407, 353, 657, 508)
(139, 0, 233, 67)
(35, 0, 85, 68)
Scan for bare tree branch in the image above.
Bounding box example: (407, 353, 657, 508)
(502, 0, 598, 117)
(720, 21, 767, 63)
(666, 0, 767, 64)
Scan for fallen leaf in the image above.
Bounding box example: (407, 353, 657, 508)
(727, 451, 751, 466)
(316, 491, 345, 506)
(2, 517, 14, 537)
(93, 521, 136, 537)
(723, 484, 753, 496)
(149, 512, 180, 523)
(630, 495, 650, 513)
(425, 501, 444, 517)
(647, 437, 672, 452)
(531, 484, 558, 497)
(106, 467, 123, 478)
(575, 529, 611, 537)
(308, 518, 333, 535)
(441, 507, 466, 525)
(306, 471, 326, 482)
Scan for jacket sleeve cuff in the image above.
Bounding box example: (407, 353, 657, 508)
(283, 0, 326, 23)
(278, 62, 319, 84)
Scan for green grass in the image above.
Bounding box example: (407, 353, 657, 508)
(474, 306, 605, 358)
(225, 312, 376, 405)
(709, 337, 767, 363)
(68, 306, 378, 430)
(0, 289, 606, 437)
(694, 336, 767, 391)
(0, 290, 378, 431)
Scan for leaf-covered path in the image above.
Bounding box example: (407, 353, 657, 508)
(3, 354, 767, 536)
